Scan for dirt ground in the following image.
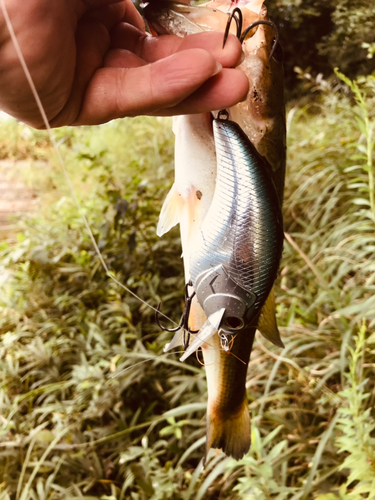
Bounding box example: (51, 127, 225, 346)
(0, 159, 47, 239)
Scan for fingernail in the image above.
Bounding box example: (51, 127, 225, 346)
(212, 61, 222, 76)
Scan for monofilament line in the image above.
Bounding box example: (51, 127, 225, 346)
(0, 0, 176, 325)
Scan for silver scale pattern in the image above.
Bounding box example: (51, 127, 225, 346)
(190, 118, 284, 319)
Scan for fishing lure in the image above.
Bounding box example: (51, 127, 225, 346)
(155, 9, 284, 358)
(180, 109, 284, 358)
(191, 109, 283, 325)
(158, 106, 284, 361)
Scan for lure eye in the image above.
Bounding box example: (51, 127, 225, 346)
(225, 316, 244, 329)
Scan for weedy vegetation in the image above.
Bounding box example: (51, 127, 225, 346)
(1, 72, 375, 499)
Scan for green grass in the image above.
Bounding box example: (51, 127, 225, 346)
(0, 74, 375, 499)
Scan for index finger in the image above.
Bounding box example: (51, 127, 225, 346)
(111, 24, 242, 68)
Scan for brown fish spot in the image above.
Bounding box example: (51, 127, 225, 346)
(196, 190, 202, 200)
(253, 88, 262, 102)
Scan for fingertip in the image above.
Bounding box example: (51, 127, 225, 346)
(152, 47, 221, 87)
(210, 68, 250, 106)
(221, 33, 243, 66)
(179, 31, 243, 68)
(235, 68, 250, 101)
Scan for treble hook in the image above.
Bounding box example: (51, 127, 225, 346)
(155, 280, 199, 349)
(222, 7, 242, 48)
(223, 9, 280, 61)
(219, 332, 231, 352)
(240, 20, 279, 60)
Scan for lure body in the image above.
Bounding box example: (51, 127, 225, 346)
(190, 116, 284, 334)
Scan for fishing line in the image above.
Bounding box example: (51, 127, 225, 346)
(110, 350, 187, 378)
(110, 329, 232, 375)
(110, 332, 230, 376)
(0, 0, 176, 326)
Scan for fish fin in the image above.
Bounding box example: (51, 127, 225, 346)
(180, 309, 225, 362)
(257, 288, 284, 348)
(163, 329, 184, 353)
(157, 183, 184, 237)
(157, 183, 198, 261)
(205, 393, 250, 462)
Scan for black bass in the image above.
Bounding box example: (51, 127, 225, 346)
(145, 0, 286, 460)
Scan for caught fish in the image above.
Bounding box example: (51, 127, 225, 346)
(145, 0, 286, 460)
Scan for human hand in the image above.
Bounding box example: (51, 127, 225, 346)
(0, 0, 249, 128)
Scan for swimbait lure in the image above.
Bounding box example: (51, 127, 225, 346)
(190, 110, 284, 339)
(158, 107, 284, 361)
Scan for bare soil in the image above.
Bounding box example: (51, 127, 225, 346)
(0, 159, 47, 239)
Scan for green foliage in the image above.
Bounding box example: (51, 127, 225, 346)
(336, 323, 375, 497)
(224, 422, 294, 499)
(0, 117, 207, 499)
(267, 0, 375, 98)
(317, 323, 375, 499)
(334, 70, 375, 221)
(0, 117, 53, 160)
(267, 0, 336, 97)
(319, 0, 375, 79)
(1, 75, 375, 498)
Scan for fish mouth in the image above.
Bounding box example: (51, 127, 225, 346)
(143, 0, 280, 70)
(142, 1, 213, 37)
(142, 0, 268, 42)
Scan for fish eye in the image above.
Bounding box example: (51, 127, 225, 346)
(225, 317, 244, 329)
(272, 39, 284, 63)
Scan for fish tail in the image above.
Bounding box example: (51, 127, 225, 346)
(202, 331, 254, 463)
(205, 394, 250, 463)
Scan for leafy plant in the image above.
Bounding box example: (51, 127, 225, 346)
(318, 0, 375, 78)
(317, 322, 375, 500)
(334, 70, 375, 222)
(1, 71, 375, 498)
